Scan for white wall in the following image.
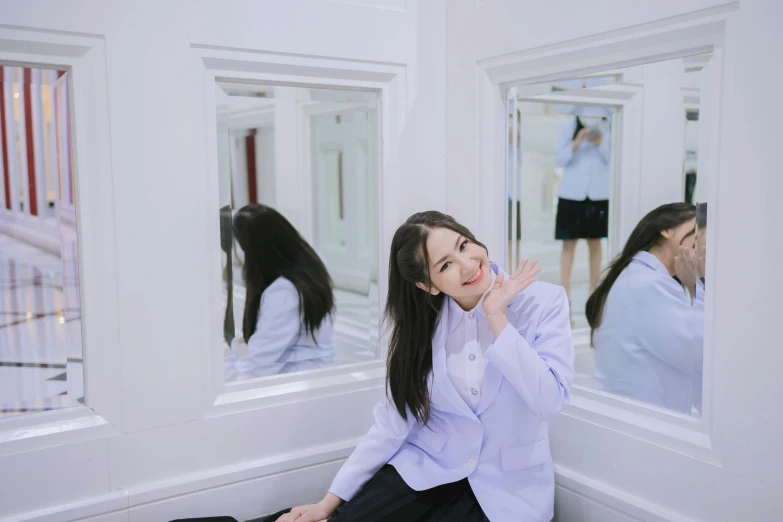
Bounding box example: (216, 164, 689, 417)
(0, 1, 447, 520)
(637, 60, 688, 216)
(446, 1, 783, 520)
(3, 1, 781, 521)
(255, 126, 276, 207)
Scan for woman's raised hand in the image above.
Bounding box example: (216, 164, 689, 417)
(483, 259, 541, 317)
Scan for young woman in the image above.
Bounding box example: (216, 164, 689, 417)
(269, 211, 574, 522)
(225, 204, 336, 380)
(553, 114, 611, 313)
(587, 203, 704, 414)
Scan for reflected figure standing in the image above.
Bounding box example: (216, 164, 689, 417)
(226, 204, 336, 380)
(587, 203, 704, 414)
(554, 115, 610, 318)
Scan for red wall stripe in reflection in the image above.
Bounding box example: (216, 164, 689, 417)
(23, 68, 38, 215)
(0, 68, 11, 209)
(245, 131, 258, 204)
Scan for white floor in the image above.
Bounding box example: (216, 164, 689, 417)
(508, 211, 609, 331)
(0, 233, 83, 418)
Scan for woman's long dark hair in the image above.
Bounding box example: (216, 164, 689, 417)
(385, 211, 487, 426)
(233, 204, 335, 343)
(585, 202, 696, 344)
(572, 116, 585, 140)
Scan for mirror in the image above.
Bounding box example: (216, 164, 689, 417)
(0, 65, 83, 417)
(215, 81, 380, 382)
(506, 53, 714, 415)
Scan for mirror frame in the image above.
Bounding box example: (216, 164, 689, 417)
(196, 47, 405, 414)
(474, 17, 727, 461)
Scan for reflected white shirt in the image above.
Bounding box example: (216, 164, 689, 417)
(592, 252, 705, 414)
(445, 269, 497, 411)
(554, 118, 611, 201)
(225, 277, 336, 380)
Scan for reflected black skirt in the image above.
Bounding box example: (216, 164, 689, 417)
(263, 465, 489, 522)
(554, 197, 609, 240)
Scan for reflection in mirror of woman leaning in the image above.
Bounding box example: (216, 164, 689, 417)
(224, 204, 337, 380)
(268, 211, 574, 522)
(587, 203, 705, 415)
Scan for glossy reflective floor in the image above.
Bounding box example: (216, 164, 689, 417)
(509, 210, 606, 331)
(0, 233, 83, 417)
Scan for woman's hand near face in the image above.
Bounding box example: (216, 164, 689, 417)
(697, 244, 706, 280)
(484, 260, 541, 337)
(572, 128, 590, 152)
(675, 245, 698, 297)
(587, 130, 603, 146)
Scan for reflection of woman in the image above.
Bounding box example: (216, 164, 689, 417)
(554, 115, 611, 309)
(226, 204, 336, 380)
(586, 203, 704, 414)
(269, 211, 573, 522)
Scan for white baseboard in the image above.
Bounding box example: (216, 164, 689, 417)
(7, 449, 696, 522)
(555, 484, 641, 522)
(554, 465, 694, 522)
(8, 443, 353, 522)
(125, 460, 343, 522)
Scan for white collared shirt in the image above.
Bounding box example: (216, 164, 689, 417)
(445, 269, 497, 411)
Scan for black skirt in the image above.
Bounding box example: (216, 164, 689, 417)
(554, 197, 608, 240)
(262, 465, 489, 522)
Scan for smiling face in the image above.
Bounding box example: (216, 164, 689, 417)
(415, 226, 492, 310)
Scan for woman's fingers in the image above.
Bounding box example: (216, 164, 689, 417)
(514, 259, 528, 278)
(523, 259, 539, 275)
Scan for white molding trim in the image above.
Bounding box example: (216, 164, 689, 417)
(0, 25, 123, 439)
(213, 364, 385, 415)
(475, 13, 731, 463)
(192, 44, 402, 413)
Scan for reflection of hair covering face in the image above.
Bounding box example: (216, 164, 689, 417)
(696, 203, 707, 229)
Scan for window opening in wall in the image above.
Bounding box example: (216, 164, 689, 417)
(215, 81, 381, 383)
(0, 64, 83, 417)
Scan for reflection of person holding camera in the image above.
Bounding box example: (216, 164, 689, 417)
(554, 115, 610, 320)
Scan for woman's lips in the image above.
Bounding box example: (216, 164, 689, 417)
(463, 264, 484, 286)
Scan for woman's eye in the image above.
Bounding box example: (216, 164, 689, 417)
(440, 262, 451, 272)
(459, 240, 468, 251)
